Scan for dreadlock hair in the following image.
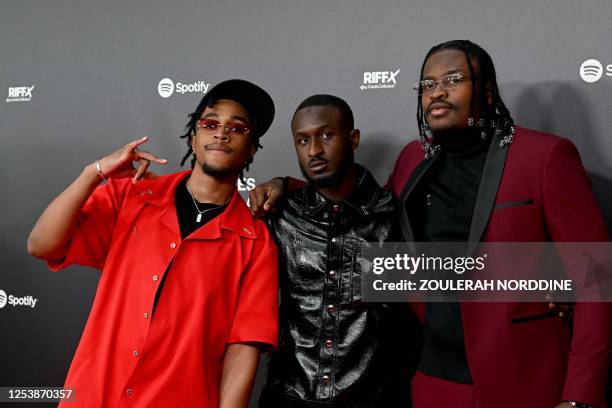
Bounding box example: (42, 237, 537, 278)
(416, 40, 514, 156)
(179, 97, 261, 183)
(292, 94, 355, 131)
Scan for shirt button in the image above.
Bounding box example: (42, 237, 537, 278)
(329, 270, 337, 280)
(133, 350, 139, 357)
(322, 375, 331, 384)
(152, 275, 159, 281)
(326, 304, 336, 313)
(143, 312, 148, 319)
(332, 204, 341, 213)
(170, 242, 176, 249)
(325, 339, 333, 348)
(331, 237, 338, 243)
(126, 388, 133, 396)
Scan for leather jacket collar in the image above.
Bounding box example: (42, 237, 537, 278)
(289, 164, 395, 218)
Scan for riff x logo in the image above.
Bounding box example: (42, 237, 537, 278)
(7, 85, 35, 102)
(360, 70, 400, 90)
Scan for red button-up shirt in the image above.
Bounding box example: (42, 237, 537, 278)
(48, 170, 279, 407)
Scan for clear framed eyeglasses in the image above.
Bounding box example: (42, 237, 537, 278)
(413, 73, 471, 94)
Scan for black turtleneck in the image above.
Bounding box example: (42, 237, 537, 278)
(406, 129, 491, 384)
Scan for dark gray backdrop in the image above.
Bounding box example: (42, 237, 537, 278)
(1, 0, 611, 406)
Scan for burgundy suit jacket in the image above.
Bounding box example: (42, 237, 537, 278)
(387, 126, 611, 407)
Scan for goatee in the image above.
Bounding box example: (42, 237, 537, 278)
(299, 148, 354, 189)
(200, 162, 237, 179)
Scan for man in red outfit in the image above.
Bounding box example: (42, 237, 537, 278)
(28, 79, 279, 407)
(385, 40, 611, 408)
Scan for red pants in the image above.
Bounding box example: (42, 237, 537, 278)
(412, 371, 477, 408)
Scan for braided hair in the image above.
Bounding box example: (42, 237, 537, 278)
(416, 40, 514, 154)
(179, 97, 261, 183)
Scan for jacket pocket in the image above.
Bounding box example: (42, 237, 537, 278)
(511, 310, 558, 325)
(494, 198, 534, 210)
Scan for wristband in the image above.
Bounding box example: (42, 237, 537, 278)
(95, 159, 107, 180)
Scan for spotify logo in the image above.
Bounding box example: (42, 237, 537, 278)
(0, 289, 6, 308)
(580, 59, 603, 83)
(157, 78, 175, 98)
(157, 77, 210, 98)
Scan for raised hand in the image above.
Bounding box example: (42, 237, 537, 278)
(97, 136, 167, 184)
(27, 136, 167, 260)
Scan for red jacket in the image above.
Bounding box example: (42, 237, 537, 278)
(48, 170, 279, 407)
(387, 127, 611, 407)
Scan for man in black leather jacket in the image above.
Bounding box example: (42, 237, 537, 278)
(258, 95, 420, 408)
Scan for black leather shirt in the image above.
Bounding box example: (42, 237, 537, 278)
(260, 166, 420, 408)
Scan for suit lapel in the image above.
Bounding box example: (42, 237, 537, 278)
(399, 155, 439, 243)
(466, 134, 510, 254)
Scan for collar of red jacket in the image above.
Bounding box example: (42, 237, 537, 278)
(131, 169, 258, 240)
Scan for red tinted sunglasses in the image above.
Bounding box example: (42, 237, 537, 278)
(197, 119, 251, 136)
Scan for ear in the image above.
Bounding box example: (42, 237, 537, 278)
(350, 129, 360, 150)
(190, 132, 197, 151)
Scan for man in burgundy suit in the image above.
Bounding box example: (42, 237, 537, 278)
(250, 40, 611, 407)
(384, 39, 611, 408)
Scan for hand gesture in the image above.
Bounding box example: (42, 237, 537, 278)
(97, 136, 167, 184)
